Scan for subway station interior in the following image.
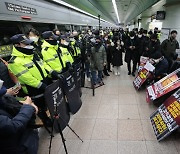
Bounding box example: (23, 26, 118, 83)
(0, 0, 180, 154)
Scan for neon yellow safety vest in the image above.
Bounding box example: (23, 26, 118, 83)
(41, 40, 65, 72)
(8, 46, 53, 94)
(70, 41, 81, 57)
(59, 46, 74, 64)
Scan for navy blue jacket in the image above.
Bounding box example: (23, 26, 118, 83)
(0, 104, 38, 154)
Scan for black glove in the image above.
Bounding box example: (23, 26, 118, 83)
(39, 83, 47, 91)
(51, 71, 59, 79)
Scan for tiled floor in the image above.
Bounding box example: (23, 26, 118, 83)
(38, 64, 180, 154)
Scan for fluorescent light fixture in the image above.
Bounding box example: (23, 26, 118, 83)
(52, 0, 116, 26)
(112, 0, 120, 23)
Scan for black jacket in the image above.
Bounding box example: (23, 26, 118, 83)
(111, 45, 123, 66)
(146, 40, 161, 58)
(0, 60, 15, 88)
(0, 103, 38, 154)
(125, 37, 138, 62)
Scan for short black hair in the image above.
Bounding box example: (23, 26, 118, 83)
(151, 34, 158, 40)
(171, 30, 178, 35)
(27, 28, 40, 36)
(129, 31, 135, 37)
(143, 30, 148, 34)
(53, 28, 60, 34)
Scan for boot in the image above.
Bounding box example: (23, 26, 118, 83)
(103, 66, 110, 76)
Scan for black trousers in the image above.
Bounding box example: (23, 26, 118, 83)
(127, 59, 138, 73)
(107, 61, 111, 71)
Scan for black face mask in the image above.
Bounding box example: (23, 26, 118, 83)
(46, 40, 57, 45)
(15, 47, 34, 55)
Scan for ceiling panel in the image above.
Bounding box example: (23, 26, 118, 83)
(60, 0, 179, 24)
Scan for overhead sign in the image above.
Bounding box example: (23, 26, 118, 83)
(146, 68, 180, 102)
(150, 89, 180, 141)
(5, 2, 37, 15)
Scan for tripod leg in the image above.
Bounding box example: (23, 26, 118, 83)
(49, 118, 55, 154)
(59, 117, 83, 142)
(44, 125, 51, 134)
(57, 121, 68, 154)
(66, 124, 83, 142)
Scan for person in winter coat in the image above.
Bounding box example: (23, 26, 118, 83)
(141, 30, 150, 56)
(0, 85, 39, 154)
(146, 34, 161, 59)
(106, 40, 112, 72)
(90, 35, 107, 86)
(125, 31, 138, 76)
(136, 31, 144, 65)
(161, 30, 179, 61)
(111, 39, 124, 75)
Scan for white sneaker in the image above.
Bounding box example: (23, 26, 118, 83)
(87, 77, 91, 82)
(115, 72, 118, 75)
(117, 72, 120, 75)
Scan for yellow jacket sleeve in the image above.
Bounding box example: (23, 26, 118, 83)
(8, 63, 43, 88)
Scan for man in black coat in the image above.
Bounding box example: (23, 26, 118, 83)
(125, 31, 138, 76)
(0, 86, 39, 154)
(141, 30, 150, 56)
(146, 34, 161, 58)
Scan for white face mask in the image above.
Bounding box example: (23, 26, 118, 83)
(70, 38, 75, 42)
(89, 32, 92, 35)
(111, 42, 115, 46)
(23, 45, 34, 49)
(64, 42, 69, 46)
(138, 35, 142, 38)
(0, 79, 4, 89)
(29, 36, 39, 43)
(121, 41, 124, 46)
(104, 37, 108, 41)
(130, 36, 134, 39)
(90, 38, 96, 43)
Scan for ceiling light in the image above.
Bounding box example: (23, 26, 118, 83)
(112, 0, 120, 23)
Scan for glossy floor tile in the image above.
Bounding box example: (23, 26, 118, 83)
(38, 64, 180, 154)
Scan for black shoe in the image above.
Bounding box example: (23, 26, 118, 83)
(128, 72, 131, 75)
(105, 73, 110, 76)
(132, 72, 135, 77)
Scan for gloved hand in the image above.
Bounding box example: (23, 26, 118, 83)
(51, 71, 59, 79)
(39, 83, 47, 91)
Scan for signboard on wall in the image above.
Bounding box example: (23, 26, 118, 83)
(5, 2, 37, 15)
(150, 89, 180, 141)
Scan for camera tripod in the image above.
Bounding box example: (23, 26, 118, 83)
(48, 105, 83, 154)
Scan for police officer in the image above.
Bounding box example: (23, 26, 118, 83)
(59, 35, 74, 66)
(69, 32, 81, 62)
(8, 34, 56, 126)
(41, 31, 67, 73)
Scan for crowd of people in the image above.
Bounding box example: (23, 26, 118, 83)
(0, 26, 179, 154)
